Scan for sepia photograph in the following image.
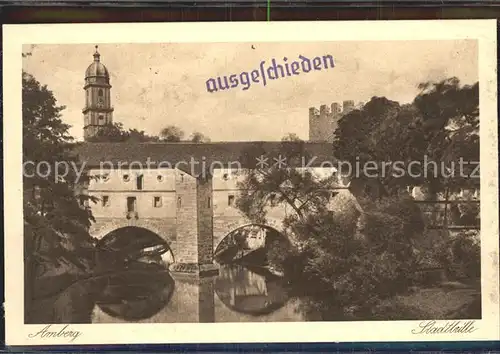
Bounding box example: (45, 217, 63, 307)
(4, 21, 499, 345)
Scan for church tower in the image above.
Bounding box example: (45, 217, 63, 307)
(83, 46, 113, 141)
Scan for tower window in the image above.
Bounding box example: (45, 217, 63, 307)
(153, 196, 162, 208)
(99, 114, 105, 121)
(177, 196, 182, 208)
(207, 197, 211, 208)
(127, 197, 136, 212)
(228, 195, 235, 206)
(136, 175, 144, 190)
(102, 195, 110, 207)
(98, 88, 104, 97)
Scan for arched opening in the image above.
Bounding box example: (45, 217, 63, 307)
(94, 226, 175, 321)
(213, 224, 291, 316)
(214, 224, 290, 268)
(97, 226, 174, 268)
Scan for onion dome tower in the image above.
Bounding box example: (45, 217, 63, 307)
(83, 45, 114, 141)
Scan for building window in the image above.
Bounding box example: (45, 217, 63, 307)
(102, 173, 110, 182)
(177, 196, 182, 208)
(207, 197, 211, 208)
(180, 174, 184, 182)
(228, 195, 235, 206)
(123, 174, 130, 182)
(99, 114, 105, 121)
(102, 195, 110, 207)
(222, 173, 229, 181)
(98, 88, 104, 97)
(269, 193, 277, 205)
(157, 175, 164, 182)
(127, 197, 136, 212)
(136, 175, 143, 190)
(153, 196, 162, 208)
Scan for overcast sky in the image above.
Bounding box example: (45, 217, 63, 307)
(22, 40, 477, 142)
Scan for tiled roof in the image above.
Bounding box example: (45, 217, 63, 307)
(72, 141, 335, 175)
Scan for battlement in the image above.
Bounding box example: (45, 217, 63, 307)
(308, 100, 360, 119)
(308, 100, 363, 142)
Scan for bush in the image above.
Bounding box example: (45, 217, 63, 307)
(283, 195, 425, 319)
(447, 231, 481, 279)
(413, 229, 480, 282)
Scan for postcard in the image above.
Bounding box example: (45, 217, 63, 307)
(3, 20, 499, 345)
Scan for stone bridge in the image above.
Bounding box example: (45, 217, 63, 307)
(77, 141, 357, 276)
(89, 198, 296, 273)
(88, 184, 360, 277)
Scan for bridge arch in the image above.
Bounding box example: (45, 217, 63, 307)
(92, 220, 168, 241)
(97, 226, 175, 264)
(213, 222, 291, 265)
(213, 216, 288, 251)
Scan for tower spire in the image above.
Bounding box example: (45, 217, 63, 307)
(93, 45, 100, 62)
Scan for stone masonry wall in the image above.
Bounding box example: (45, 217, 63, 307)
(175, 171, 199, 263)
(197, 177, 214, 265)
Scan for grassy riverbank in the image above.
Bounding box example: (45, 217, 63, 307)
(371, 279, 481, 320)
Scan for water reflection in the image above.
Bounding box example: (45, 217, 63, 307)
(91, 263, 294, 323)
(215, 264, 289, 316)
(96, 262, 175, 321)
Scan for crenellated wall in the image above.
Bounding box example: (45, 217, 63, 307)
(308, 100, 363, 142)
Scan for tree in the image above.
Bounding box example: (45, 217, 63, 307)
(127, 128, 159, 142)
(160, 125, 185, 142)
(23, 72, 96, 322)
(332, 78, 479, 196)
(412, 78, 479, 195)
(235, 143, 424, 317)
(87, 122, 129, 142)
(190, 131, 211, 143)
(281, 133, 302, 142)
(87, 124, 159, 143)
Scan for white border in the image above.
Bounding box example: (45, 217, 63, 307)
(3, 20, 499, 346)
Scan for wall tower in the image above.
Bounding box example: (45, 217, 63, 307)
(83, 46, 114, 141)
(308, 100, 360, 142)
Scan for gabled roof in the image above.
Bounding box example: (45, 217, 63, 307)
(72, 141, 335, 176)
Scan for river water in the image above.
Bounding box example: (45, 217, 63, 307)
(91, 263, 312, 323)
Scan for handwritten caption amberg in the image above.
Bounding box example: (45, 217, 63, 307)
(28, 325, 82, 342)
(412, 320, 477, 335)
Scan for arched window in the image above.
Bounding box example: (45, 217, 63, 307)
(98, 88, 104, 97)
